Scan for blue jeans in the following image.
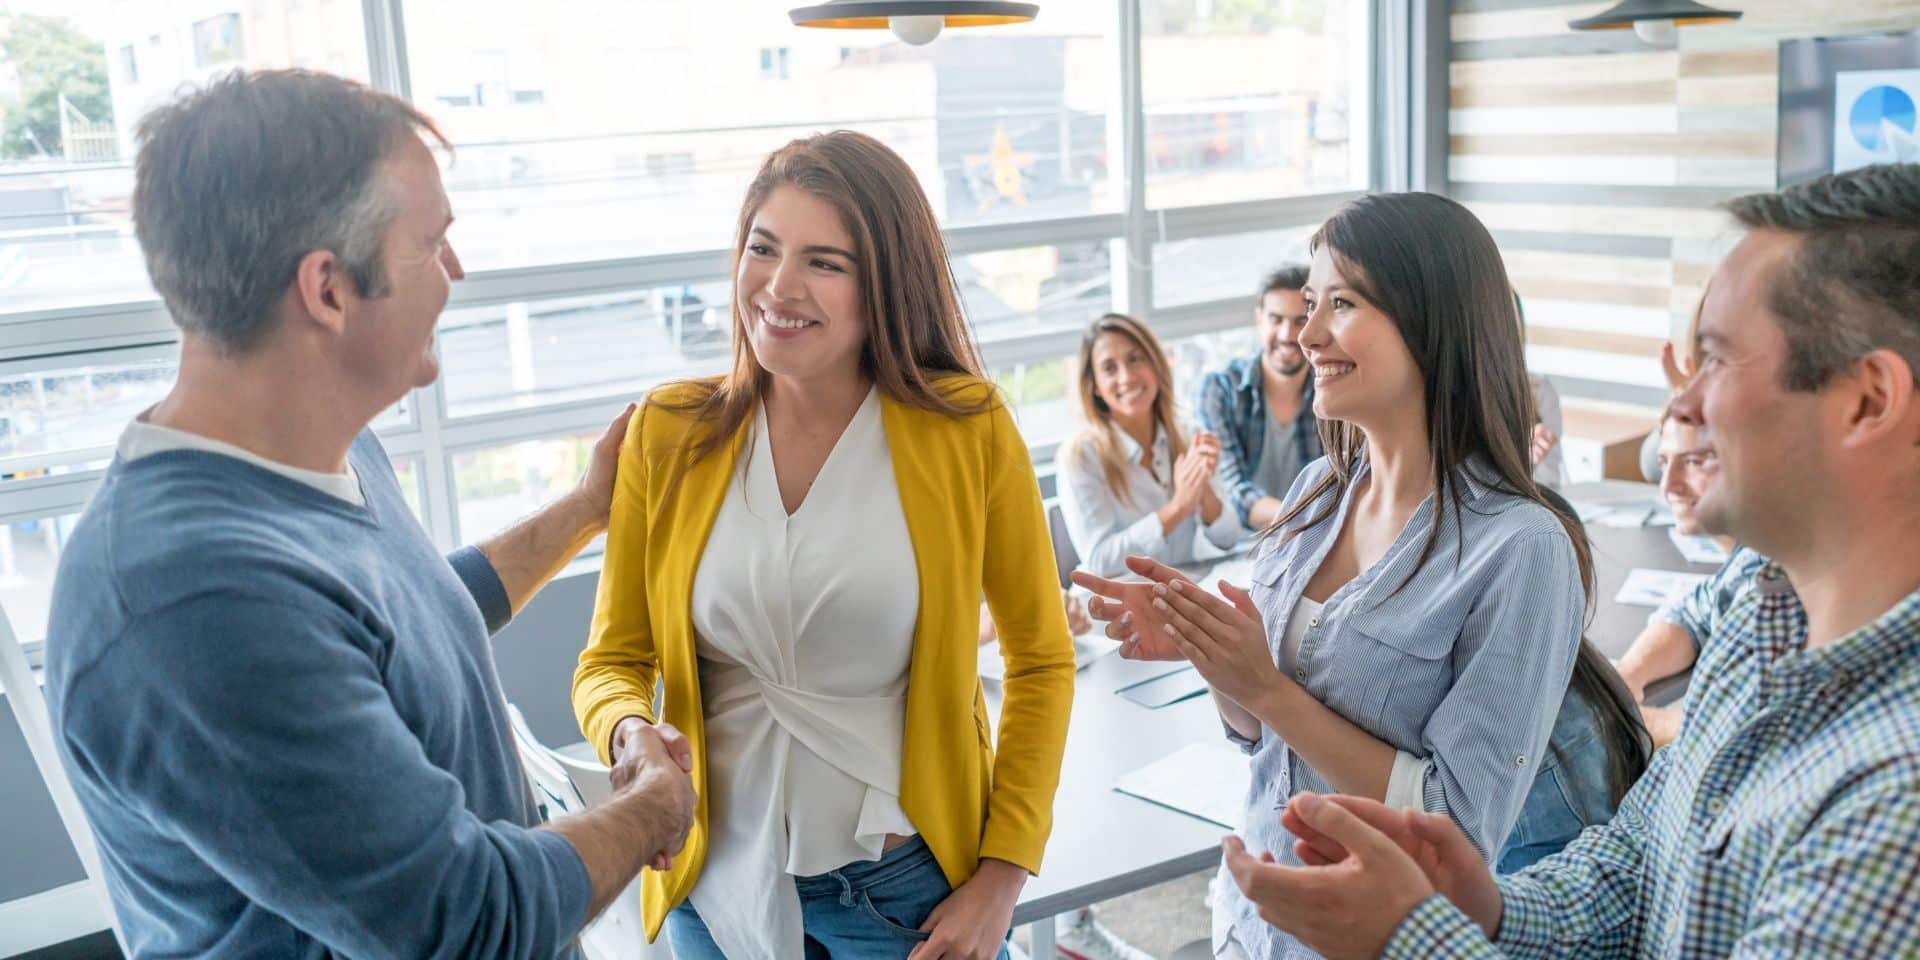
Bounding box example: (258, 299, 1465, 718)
(667, 836, 1011, 959)
(1497, 685, 1621, 873)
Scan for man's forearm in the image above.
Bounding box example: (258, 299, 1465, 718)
(542, 788, 678, 923)
(1614, 623, 1697, 700)
(477, 492, 602, 615)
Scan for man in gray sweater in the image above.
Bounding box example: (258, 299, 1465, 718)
(44, 70, 693, 959)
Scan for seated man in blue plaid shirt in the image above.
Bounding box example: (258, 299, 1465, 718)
(1195, 266, 1323, 531)
(1219, 162, 1920, 958)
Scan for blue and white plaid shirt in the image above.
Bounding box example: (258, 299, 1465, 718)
(1649, 546, 1766, 652)
(1386, 561, 1920, 958)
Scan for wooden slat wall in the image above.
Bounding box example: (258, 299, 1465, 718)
(1449, 0, 1920, 407)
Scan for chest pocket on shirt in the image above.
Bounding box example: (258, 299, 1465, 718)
(1332, 604, 1459, 737)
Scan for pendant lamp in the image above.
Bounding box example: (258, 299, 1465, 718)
(789, 0, 1039, 46)
(1569, 0, 1742, 48)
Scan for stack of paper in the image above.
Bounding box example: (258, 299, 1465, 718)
(1113, 741, 1252, 830)
(1202, 556, 1255, 599)
(1570, 496, 1672, 529)
(1668, 529, 1730, 566)
(1614, 568, 1710, 608)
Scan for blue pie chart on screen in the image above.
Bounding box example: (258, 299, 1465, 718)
(1850, 84, 1916, 152)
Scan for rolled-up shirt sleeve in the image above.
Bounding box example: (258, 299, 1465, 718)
(1416, 530, 1584, 859)
(1198, 475, 1246, 551)
(1649, 548, 1763, 652)
(446, 545, 512, 634)
(1385, 750, 1435, 810)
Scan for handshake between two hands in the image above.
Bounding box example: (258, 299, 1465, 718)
(610, 716, 699, 873)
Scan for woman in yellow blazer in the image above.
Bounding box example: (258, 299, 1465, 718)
(573, 131, 1075, 960)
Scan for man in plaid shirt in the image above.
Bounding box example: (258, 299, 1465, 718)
(1220, 163, 1920, 959)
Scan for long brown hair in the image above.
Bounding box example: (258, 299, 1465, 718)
(1069, 313, 1187, 506)
(649, 130, 991, 463)
(1272, 192, 1649, 803)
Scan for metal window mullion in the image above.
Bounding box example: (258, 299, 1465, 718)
(1411, 0, 1450, 195)
(0, 302, 175, 364)
(1141, 296, 1249, 342)
(374, 428, 426, 458)
(1, 218, 1140, 365)
(0, 471, 105, 525)
(0, 445, 116, 479)
(1114, 0, 1151, 317)
(942, 212, 1126, 256)
(1372, 0, 1412, 194)
(979, 326, 1097, 371)
(436, 397, 637, 452)
(445, 248, 735, 311)
(361, 0, 412, 99)
(414, 375, 458, 549)
(1152, 191, 1368, 244)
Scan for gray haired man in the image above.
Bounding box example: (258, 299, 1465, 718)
(44, 70, 693, 958)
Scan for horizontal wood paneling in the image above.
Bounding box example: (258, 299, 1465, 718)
(1452, 131, 1773, 157)
(1447, 1, 1920, 408)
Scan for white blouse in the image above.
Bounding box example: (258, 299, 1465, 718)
(1056, 422, 1244, 577)
(685, 389, 921, 960)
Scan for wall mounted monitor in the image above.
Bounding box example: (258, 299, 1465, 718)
(1778, 29, 1920, 187)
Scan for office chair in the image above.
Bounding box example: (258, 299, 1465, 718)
(505, 704, 666, 960)
(0, 603, 128, 955)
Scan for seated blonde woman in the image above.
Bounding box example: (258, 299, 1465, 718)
(1056, 313, 1242, 578)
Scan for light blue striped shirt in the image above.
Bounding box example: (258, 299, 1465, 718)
(1215, 456, 1584, 960)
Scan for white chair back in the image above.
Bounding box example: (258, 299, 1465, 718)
(0, 603, 129, 954)
(505, 705, 666, 960)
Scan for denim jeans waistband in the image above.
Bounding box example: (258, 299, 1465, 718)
(793, 835, 936, 897)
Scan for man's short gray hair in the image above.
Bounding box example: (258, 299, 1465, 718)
(1726, 164, 1920, 391)
(132, 69, 448, 351)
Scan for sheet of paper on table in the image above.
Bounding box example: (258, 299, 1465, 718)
(1668, 528, 1730, 566)
(978, 634, 1120, 682)
(1570, 496, 1674, 529)
(1114, 741, 1252, 830)
(1614, 568, 1710, 608)
(1202, 556, 1255, 598)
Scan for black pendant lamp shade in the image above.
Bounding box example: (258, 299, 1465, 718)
(1569, 0, 1742, 31)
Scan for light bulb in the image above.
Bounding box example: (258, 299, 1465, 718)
(1632, 18, 1678, 48)
(889, 14, 943, 45)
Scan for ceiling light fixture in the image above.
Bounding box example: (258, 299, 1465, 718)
(789, 1, 1039, 47)
(1568, 0, 1742, 49)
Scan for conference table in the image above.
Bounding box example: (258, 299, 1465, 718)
(1000, 480, 1723, 953)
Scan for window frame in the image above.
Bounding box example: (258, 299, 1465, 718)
(0, 0, 1414, 660)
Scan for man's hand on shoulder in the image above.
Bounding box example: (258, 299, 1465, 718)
(573, 403, 637, 536)
(472, 403, 636, 615)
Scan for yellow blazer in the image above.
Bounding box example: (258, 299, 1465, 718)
(572, 376, 1076, 940)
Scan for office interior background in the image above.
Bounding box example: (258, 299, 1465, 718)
(1, 0, 1917, 956)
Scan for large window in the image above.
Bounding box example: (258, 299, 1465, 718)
(0, 1, 371, 313)
(402, 0, 1119, 272)
(0, 0, 1389, 652)
(1153, 223, 1318, 309)
(1143, 0, 1370, 208)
